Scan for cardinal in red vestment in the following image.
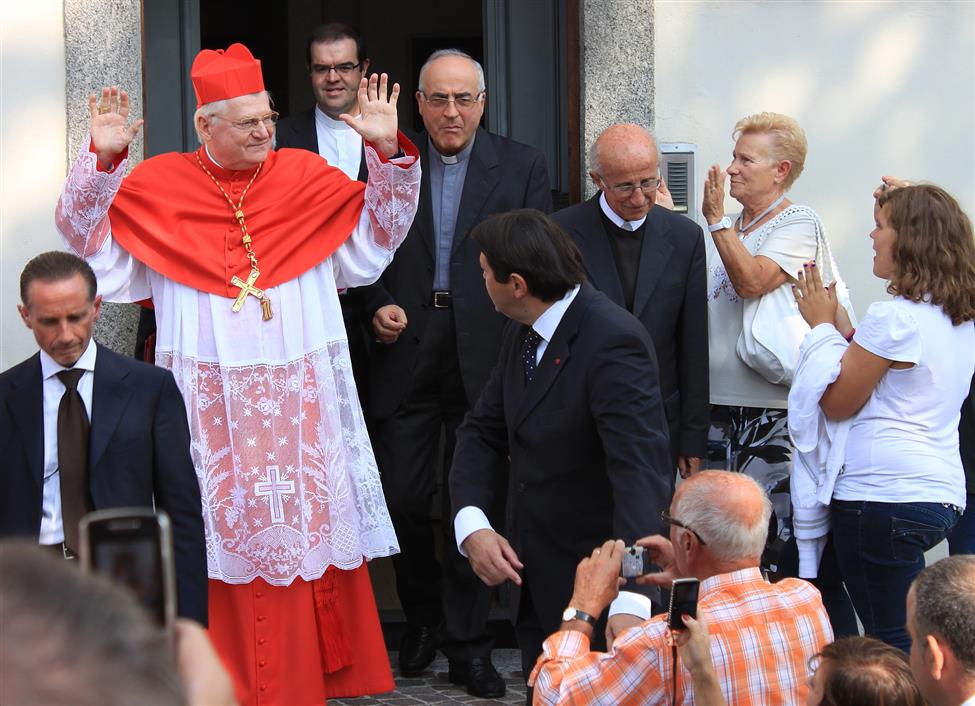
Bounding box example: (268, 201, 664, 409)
(55, 43, 421, 706)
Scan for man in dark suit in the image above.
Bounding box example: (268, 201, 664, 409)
(275, 22, 373, 417)
(356, 49, 551, 696)
(449, 210, 672, 687)
(275, 22, 371, 180)
(0, 252, 207, 624)
(552, 123, 708, 478)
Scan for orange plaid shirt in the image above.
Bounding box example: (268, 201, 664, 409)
(530, 568, 833, 706)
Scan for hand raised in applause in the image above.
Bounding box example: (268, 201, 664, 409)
(88, 86, 144, 169)
(340, 73, 401, 158)
(702, 164, 727, 226)
(462, 529, 524, 587)
(793, 261, 839, 330)
(372, 304, 407, 344)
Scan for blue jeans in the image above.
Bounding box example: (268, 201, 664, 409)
(948, 492, 975, 555)
(830, 500, 959, 651)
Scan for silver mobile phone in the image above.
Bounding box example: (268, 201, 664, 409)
(667, 577, 700, 630)
(79, 508, 177, 630)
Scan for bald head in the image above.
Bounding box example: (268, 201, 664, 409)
(588, 123, 662, 222)
(589, 123, 659, 174)
(672, 471, 771, 563)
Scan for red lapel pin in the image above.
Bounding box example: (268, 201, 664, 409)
(554, 358, 561, 365)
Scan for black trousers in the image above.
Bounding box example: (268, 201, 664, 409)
(373, 309, 495, 663)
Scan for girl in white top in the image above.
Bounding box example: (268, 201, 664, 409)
(793, 183, 975, 652)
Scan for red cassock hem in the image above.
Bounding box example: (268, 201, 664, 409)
(208, 564, 394, 706)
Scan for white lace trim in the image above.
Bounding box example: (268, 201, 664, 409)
(362, 146, 422, 252)
(55, 144, 127, 257)
(159, 346, 399, 585)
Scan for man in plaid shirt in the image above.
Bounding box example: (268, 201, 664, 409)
(530, 471, 833, 705)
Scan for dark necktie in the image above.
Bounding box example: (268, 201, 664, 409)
(56, 368, 92, 553)
(522, 329, 543, 384)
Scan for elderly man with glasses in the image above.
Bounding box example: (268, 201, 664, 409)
(552, 123, 709, 486)
(54, 43, 420, 706)
(352, 48, 551, 698)
(531, 470, 833, 705)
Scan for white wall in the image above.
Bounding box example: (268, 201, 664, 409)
(0, 3, 67, 369)
(654, 0, 975, 316)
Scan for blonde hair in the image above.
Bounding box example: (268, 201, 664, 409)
(733, 112, 807, 189)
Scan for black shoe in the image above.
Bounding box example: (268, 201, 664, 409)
(448, 657, 506, 699)
(398, 624, 438, 676)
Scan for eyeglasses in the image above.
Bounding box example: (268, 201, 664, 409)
(597, 175, 662, 197)
(420, 92, 485, 110)
(661, 510, 708, 545)
(311, 62, 362, 76)
(226, 112, 279, 132)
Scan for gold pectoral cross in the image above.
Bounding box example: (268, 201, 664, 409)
(231, 268, 273, 320)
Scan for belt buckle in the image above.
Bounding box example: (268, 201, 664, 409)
(62, 543, 77, 560)
(432, 291, 451, 308)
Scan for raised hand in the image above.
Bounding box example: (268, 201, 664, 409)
(340, 73, 401, 158)
(702, 164, 727, 225)
(88, 86, 144, 168)
(793, 261, 837, 329)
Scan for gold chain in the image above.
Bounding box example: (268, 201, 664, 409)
(195, 154, 272, 320)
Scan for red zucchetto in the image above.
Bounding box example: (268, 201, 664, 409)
(190, 43, 265, 107)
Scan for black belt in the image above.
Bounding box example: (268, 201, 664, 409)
(42, 542, 77, 560)
(431, 291, 452, 308)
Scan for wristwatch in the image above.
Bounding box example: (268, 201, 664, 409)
(562, 606, 597, 626)
(707, 216, 733, 233)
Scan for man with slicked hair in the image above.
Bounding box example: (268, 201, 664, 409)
(450, 209, 672, 695)
(0, 251, 206, 624)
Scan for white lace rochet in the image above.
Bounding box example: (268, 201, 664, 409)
(56, 142, 421, 584)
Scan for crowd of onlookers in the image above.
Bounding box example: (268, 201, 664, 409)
(1, 17, 974, 706)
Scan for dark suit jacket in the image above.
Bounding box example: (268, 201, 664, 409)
(552, 197, 709, 460)
(275, 106, 368, 182)
(0, 344, 208, 624)
(358, 127, 552, 418)
(449, 283, 672, 631)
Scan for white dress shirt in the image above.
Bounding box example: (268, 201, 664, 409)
(314, 107, 363, 180)
(38, 338, 97, 545)
(599, 192, 647, 231)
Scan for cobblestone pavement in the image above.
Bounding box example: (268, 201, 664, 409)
(332, 650, 526, 705)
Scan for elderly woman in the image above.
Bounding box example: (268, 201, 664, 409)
(701, 113, 830, 574)
(794, 184, 975, 650)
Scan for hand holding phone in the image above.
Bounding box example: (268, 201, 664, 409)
(79, 508, 176, 631)
(667, 577, 700, 630)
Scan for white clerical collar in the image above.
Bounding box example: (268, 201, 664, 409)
(531, 285, 580, 344)
(430, 134, 476, 165)
(599, 192, 647, 231)
(315, 105, 357, 130)
(204, 144, 223, 169)
(40, 337, 97, 380)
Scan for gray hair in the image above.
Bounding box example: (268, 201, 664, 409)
(193, 90, 271, 143)
(588, 124, 662, 177)
(418, 49, 485, 94)
(672, 472, 772, 562)
(912, 555, 975, 675)
(0, 542, 185, 705)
